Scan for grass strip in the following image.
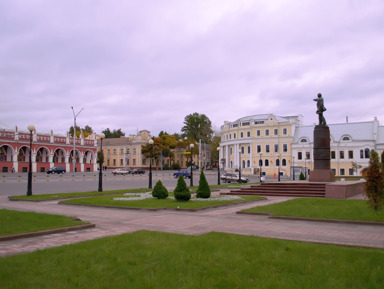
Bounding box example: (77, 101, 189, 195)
(0, 209, 88, 236)
(61, 193, 263, 209)
(8, 188, 150, 201)
(243, 198, 384, 222)
(1, 231, 383, 289)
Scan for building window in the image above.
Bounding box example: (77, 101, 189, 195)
(120, 149, 123, 155)
(298, 152, 302, 160)
(339, 151, 344, 159)
(133, 159, 136, 166)
(257, 145, 261, 153)
(241, 147, 244, 154)
(127, 148, 129, 154)
(276, 159, 280, 166)
(274, 129, 278, 135)
(113, 149, 116, 155)
(120, 159, 123, 166)
(113, 159, 116, 165)
(300, 139, 308, 143)
(365, 148, 370, 158)
(283, 144, 288, 152)
(247, 131, 250, 137)
(348, 150, 353, 159)
(257, 130, 261, 136)
(247, 160, 250, 167)
(340, 168, 345, 175)
(331, 151, 336, 159)
(265, 130, 269, 136)
(234, 133, 236, 139)
(247, 146, 251, 154)
(349, 168, 354, 175)
(283, 128, 287, 135)
(282, 159, 287, 166)
(259, 159, 262, 166)
(265, 159, 269, 166)
(230, 148, 232, 155)
(306, 152, 310, 160)
(242, 122, 250, 126)
(342, 136, 351, 141)
(331, 168, 336, 175)
(274, 144, 279, 153)
(232, 123, 238, 127)
(240, 132, 244, 138)
(107, 149, 110, 154)
(133, 148, 136, 155)
(266, 145, 270, 153)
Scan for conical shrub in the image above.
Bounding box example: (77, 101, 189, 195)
(196, 171, 211, 199)
(152, 180, 168, 199)
(174, 175, 191, 201)
(299, 172, 306, 180)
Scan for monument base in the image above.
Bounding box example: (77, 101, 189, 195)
(309, 169, 335, 182)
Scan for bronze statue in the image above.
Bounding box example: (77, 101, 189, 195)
(313, 93, 326, 125)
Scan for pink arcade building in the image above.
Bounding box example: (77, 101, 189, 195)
(0, 126, 98, 173)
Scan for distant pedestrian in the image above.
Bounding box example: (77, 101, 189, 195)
(11, 167, 15, 173)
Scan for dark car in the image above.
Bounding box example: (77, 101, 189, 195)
(173, 169, 191, 179)
(132, 168, 145, 174)
(47, 166, 66, 174)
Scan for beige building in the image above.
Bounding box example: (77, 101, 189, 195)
(101, 130, 151, 169)
(219, 114, 302, 178)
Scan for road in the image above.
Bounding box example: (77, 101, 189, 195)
(0, 171, 260, 196)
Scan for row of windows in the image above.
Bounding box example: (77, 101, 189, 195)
(107, 148, 137, 155)
(232, 159, 289, 168)
(224, 128, 289, 140)
(227, 144, 289, 155)
(107, 158, 137, 166)
(296, 149, 371, 161)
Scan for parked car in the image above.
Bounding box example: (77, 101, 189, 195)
(112, 168, 129, 176)
(173, 169, 191, 179)
(132, 168, 145, 174)
(46, 166, 66, 174)
(220, 173, 249, 183)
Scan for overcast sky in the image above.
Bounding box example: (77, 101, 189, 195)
(1, 0, 383, 137)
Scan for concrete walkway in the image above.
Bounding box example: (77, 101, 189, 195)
(1, 193, 384, 257)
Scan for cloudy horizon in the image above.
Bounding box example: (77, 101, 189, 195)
(1, 0, 383, 137)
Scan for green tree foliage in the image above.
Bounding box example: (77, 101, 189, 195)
(181, 112, 213, 143)
(196, 171, 211, 199)
(69, 125, 93, 138)
(152, 180, 169, 199)
(299, 172, 306, 180)
(101, 128, 125, 138)
(174, 175, 191, 201)
(141, 137, 163, 168)
(365, 150, 384, 211)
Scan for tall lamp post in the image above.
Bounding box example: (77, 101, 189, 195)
(71, 106, 84, 173)
(278, 154, 281, 181)
(98, 133, 105, 192)
(26, 124, 35, 196)
(217, 147, 221, 185)
(292, 156, 295, 180)
(148, 139, 154, 189)
(190, 143, 194, 187)
(304, 156, 307, 179)
(238, 149, 242, 183)
(259, 153, 262, 182)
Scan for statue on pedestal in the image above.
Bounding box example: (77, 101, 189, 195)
(313, 93, 327, 125)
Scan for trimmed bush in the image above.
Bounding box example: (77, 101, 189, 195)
(174, 175, 191, 201)
(299, 172, 306, 180)
(152, 180, 169, 199)
(196, 171, 211, 199)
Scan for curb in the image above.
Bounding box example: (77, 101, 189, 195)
(58, 197, 267, 212)
(0, 223, 96, 242)
(237, 211, 384, 226)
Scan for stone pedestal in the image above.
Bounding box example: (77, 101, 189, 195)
(309, 125, 335, 182)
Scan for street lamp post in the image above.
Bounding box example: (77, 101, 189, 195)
(238, 149, 242, 183)
(278, 154, 281, 181)
(148, 139, 154, 189)
(98, 133, 105, 192)
(71, 106, 84, 173)
(259, 153, 262, 182)
(217, 147, 221, 185)
(304, 157, 307, 179)
(292, 156, 295, 180)
(190, 143, 194, 187)
(26, 124, 35, 196)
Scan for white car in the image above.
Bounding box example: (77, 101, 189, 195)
(112, 168, 129, 176)
(220, 173, 249, 183)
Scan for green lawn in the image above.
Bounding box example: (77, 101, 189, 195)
(1, 231, 383, 289)
(61, 193, 263, 209)
(0, 209, 88, 236)
(243, 198, 384, 222)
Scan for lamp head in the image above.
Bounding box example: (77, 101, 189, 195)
(27, 124, 35, 132)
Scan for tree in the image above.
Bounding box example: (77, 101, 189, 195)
(152, 180, 168, 199)
(141, 137, 163, 168)
(181, 113, 213, 143)
(210, 135, 221, 167)
(299, 172, 306, 180)
(196, 171, 211, 199)
(101, 128, 125, 138)
(174, 175, 191, 201)
(365, 150, 384, 211)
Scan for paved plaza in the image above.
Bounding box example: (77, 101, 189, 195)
(1, 176, 384, 257)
